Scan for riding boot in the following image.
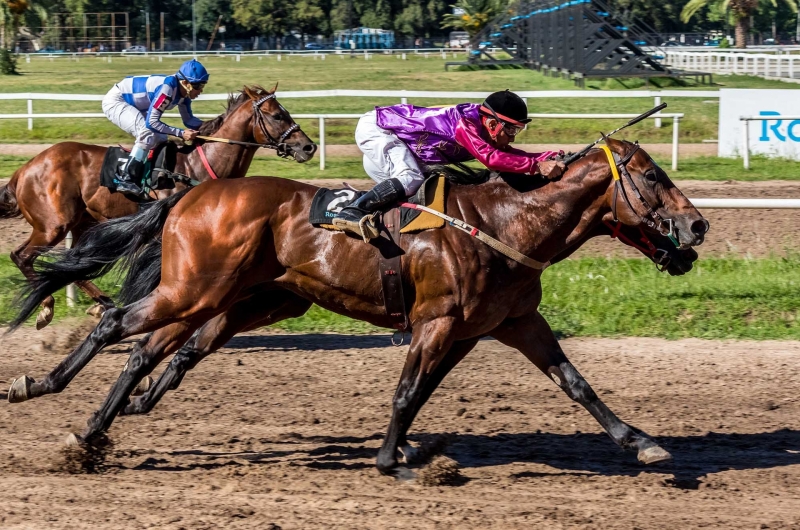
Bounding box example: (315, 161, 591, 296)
(333, 178, 406, 241)
(115, 155, 145, 197)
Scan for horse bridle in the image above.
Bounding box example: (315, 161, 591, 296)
(252, 93, 301, 159)
(605, 143, 680, 247)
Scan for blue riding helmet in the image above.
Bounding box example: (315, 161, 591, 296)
(176, 59, 210, 84)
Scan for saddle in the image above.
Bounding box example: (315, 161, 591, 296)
(308, 175, 448, 334)
(100, 142, 183, 197)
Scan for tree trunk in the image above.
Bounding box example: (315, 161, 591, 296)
(735, 16, 749, 49)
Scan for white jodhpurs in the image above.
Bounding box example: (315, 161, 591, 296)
(102, 85, 168, 152)
(355, 110, 425, 196)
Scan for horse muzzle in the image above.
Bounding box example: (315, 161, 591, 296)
(673, 216, 710, 248)
(286, 141, 317, 163)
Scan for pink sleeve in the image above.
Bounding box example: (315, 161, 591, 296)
(454, 119, 557, 174)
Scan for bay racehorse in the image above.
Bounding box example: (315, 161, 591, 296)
(0, 84, 315, 329)
(9, 138, 708, 475)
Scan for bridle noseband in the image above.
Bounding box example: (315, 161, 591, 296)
(252, 93, 301, 159)
(601, 143, 679, 247)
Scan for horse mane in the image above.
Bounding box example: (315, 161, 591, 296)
(196, 84, 273, 135)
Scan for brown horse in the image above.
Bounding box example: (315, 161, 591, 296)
(0, 84, 316, 329)
(9, 138, 708, 475)
(112, 218, 699, 421)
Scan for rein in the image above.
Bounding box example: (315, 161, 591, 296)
(598, 144, 679, 246)
(400, 202, 549, 270)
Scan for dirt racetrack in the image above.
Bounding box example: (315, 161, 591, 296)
(2, 178, 799, 258)
(1, 324, 800, 529)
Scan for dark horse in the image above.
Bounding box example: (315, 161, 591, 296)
(9, 138, 708, 475)
(0, 84, 316, 329)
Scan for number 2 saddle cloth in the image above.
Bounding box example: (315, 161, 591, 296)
(308, 174, 447, 234)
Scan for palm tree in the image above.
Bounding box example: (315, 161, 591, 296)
(681, 0, 797, 48)
(442, 0, 508, 37)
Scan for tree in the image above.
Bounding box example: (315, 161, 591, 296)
(681, 0, 798, 48)
(2, 0, 47, 73)
(441, 0, 506, 37)
(232, 0, 290, 43)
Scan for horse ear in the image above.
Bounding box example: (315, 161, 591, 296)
(243, 85, 256, 100)
(269, 82, 279, 95)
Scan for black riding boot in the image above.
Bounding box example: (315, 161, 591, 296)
(333, 178, 406, 241)
(115, 156, 145, 197)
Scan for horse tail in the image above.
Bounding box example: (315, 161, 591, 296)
(8, 188, 191, 331)
(118, 239, 163, 305)
(0, 176, 21, 219)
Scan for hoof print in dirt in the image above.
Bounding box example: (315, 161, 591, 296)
(56, 433, 114, 474)
(417, 456, 464, 487)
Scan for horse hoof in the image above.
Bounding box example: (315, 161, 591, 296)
(638, 445, 672, 465)
(65, 433, 87, 448)
(85, 303, 106, 319)
(130, 376, 154, 397)
(398, 444, 420, 465)
(8, 375, 34, 403)
(36, 306, 54, 330)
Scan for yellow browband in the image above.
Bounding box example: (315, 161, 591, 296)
(599, 145, 621, 181)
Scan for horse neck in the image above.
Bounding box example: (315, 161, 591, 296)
(465, 165, 612, 265)
(182, 105, 259, 181)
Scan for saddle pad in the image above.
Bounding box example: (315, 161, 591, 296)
(100, 147, 130, 193)
(309, 176, 447, 232)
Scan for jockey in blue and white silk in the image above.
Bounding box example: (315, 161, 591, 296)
(101, 59, 209, 196)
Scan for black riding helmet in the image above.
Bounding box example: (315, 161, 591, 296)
(481, 89, 531, 125)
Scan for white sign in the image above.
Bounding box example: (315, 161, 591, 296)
(719, 89, 800, 159)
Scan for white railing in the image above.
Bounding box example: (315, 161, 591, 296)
(691, 198, 800, 208)
(738, 115, 800, 169)
(666, 51, 800, 79)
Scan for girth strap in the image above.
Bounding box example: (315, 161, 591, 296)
(378, 209, 410, 331)
(196, 144, 219, 180)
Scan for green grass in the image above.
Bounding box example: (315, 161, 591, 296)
(0, 55, 795, 144)
(2, 255, 800, 339)
(3, 153, 798, 181)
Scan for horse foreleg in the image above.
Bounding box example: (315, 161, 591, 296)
(396, 337, 480, 464)
(121, 290, 311, 416)
(10, 229, 66, 330)
(492, 312, 672, 465)
(376, 317, 457, 475)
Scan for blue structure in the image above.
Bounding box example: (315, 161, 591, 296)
(334, 28, 395, 50)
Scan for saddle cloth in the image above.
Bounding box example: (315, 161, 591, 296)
(309, 175, 447, 233)
(100, 143, 178, 194)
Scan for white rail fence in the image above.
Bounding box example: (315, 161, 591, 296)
(0, 90, 714, 170)
(666, 51, 800, 79)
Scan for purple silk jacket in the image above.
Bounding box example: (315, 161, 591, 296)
(374, 103, 555, 174)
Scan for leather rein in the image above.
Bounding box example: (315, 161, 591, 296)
(598, 143, 680, 247)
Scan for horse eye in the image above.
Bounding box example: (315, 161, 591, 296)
(271, 112, 282, 120)
(644, 170, 658, 182)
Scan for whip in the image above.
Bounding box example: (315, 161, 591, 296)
(563, 103, 668, 166)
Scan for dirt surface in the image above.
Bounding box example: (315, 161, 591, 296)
(1, 325, 799, 529)
(2, 178, 799, 258)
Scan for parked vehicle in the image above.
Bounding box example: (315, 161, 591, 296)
(122, 45, 147, 53)
(305, 43, 325, 50)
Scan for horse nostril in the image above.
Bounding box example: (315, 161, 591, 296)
(691, 219, 709, 236)
(303, 143, 317, 154)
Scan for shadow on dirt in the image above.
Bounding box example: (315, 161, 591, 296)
(134, 429, 800, 489)
(223, 334, 397, 352)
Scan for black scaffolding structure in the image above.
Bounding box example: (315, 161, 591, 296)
(450, 0, 710, 85)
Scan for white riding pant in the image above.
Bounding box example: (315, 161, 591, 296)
(101, 85, 168, 152)
(355, 110, 425, 195)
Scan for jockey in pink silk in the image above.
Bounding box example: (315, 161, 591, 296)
(334, 90, 566, 237)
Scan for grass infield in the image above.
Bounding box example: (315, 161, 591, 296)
(2, 256, 799, 340)
(0, 55, 796, 144)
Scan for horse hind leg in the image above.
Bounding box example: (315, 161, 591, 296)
(492, 312, 672, 465)
(122, 289, 311, 416)
(72, 321, 201, 446)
